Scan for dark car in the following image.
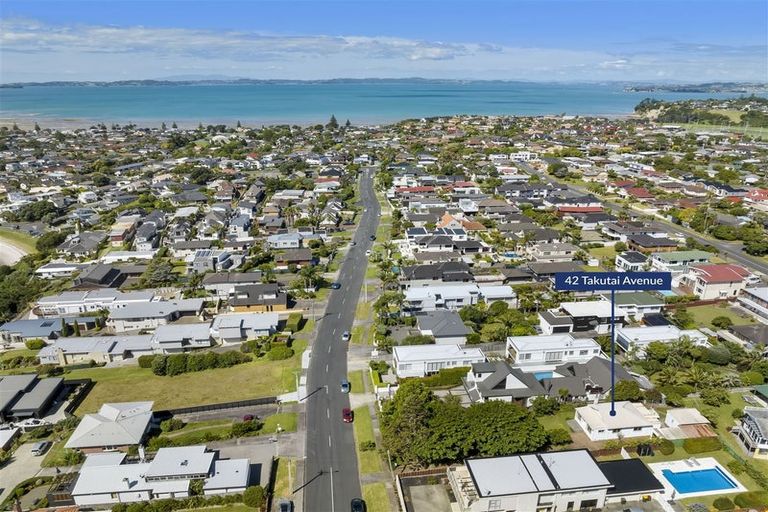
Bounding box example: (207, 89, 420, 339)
(278, 499, 293, 512)
(331, 282, 342, 289)
(243, 414, 255, 422)
(342, 407, 354, 423)
(369, 235, 376, 241)
(351, 498, 366, 512)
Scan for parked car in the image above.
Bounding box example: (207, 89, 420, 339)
(331, 282, 342, 290)
(365, 250, 372, 256)
(340, 379, 351, 393)
(341, 331, 350, 342)
(350, 241, 357, 246)
(278, 499, 293, 512)
(342, 408, 354, 423)
(369, 235, 376, 241)
(31, 441, 51, 456)
(243, 414, 255, 422)
(351, 498, 366, 512)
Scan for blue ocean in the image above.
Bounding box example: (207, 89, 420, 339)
(0, 80, 754, 126)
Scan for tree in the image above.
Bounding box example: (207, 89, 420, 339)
(242, 485, 265, 508)
(466, 400, 547, 457)
(400, 334, 434, 346)
(380, 380, 437, 466)
(701, 387, 729, 407)
(671, 307, 695, 329)
(531, 396, 560, 416)
(613, 380, 642, 401)
(73, 320, 81, 337)
(327, 115, 339, 129)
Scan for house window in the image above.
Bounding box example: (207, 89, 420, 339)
(488, 499, 502, 510)
(633, 427, 643, 431)
(521, 353, 532, 360)
(579, 499, 598, 510)
(545, 351, 563, 362)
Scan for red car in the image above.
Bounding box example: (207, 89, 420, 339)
(243, 414, 255, 422)
(342, 408, 354, 423)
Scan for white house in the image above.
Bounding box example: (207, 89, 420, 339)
(506, 334, 602, 372)
(539, 301, 628, 335)
(209, 313, 279, 343)
(616, 325, 709, 355)
(65, 402, 154, 453)
(71, 445, 249, 506)
(36, 289, 155, 317)
(106, 299, 205, 333)
(737, 287, 768, 323)
(736, 407, 768, 460)
(393, 345, 485, 378)
(575, 401, 660, 442)
(404, 284, 516, 314)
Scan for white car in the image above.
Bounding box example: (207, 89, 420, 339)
(341, 331, 351, 342)
(365, 250, 372, 256)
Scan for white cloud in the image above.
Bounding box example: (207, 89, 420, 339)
(0, 18, 765, 82)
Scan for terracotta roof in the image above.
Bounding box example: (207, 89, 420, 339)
(626, 187, 653, 199)
(396, 186, 435, 193)
(557, 206, 604, 213)
(692, 263, 750, 283)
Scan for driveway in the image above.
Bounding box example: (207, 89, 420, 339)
(0, 443, 44, 502)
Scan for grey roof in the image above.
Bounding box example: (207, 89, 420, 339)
(108, 299, 204, 320)
(469, 361, 545, 400)
(66, 402, 154, 449)
(9, 377, 63, 414)
(202, 272, 263, 285)
(0, 374, 38, 414)
(145, 445, 215, 478)
(416, 310, 471, 338)
(541, 357, 633, 398)
(618, 251, 648, 264)
(152, 323, 211, 343)
(203, 458, 251, 491)
(0, 317, 99, 338)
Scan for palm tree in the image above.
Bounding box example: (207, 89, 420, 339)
(654, 367, 679, 387)
(381, 241, 396, 259)
(683, 366, 713, 391)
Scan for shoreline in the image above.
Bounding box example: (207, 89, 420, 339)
(0, 239, 29, 266)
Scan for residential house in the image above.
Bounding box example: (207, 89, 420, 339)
(681, 263, 752, 300)
(399, 262, 474, 289)
(274, 248, 314, 270)
(415, 310, 472, 344)
(736, 407, 768, 460)
(0, 374, 64, 421)
(627, 234, 679, 253)
(404, 284, 515, 314)
(539, 301, 628, 335)
(575, 401, 660, 442)
(65, 402, 154, 453)
(463, 360, 546, 406)
(600, 291, 663, 320)
(229, 284, 288, 312)
(151, 323, 212, 352)
(616, 325, 709, 355)
(506, 334, 602, 371)
(37, 335, 155, 366)
(737, 287, 768, 322)
(209, 313, 280, 343)
(393, 345, 485, 378)
(34, 262, 86, 280)
(0, 317, 99, 344)
(187, 249, 233, 273)
(660, 408, 716, 440)
(71, 445, 250, 506)
(649, 250, 712, 277)
(615, 251, 648, 272)
(106, 299, 205, 333)
(527, 242, 579, 263)
(201, 272, 263, 299)
(540, 357, 636, 402)
(57, 231, 107, 258)
(35, 289, 155, 316)
(266, 232, 303, 249)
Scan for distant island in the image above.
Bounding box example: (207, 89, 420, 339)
(625, 82, 768, 94)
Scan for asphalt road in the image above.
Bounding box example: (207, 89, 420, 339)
(303, 167, 380, 511)
(517, 161, 768, 276)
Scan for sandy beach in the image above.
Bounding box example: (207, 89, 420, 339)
(0, 239, 29, 266)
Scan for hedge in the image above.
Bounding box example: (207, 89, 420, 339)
(138, 354, 156, 368)
(713, 496, 734, 511)
(657, 439, 675, 455)
(267, 345, 294, 361)
(285, 312, 303, 333)
(682, 437, 722, 454)
(110, 492, 245, 512)
(420, 367, 469, 389)
(741, 370, 764, 386)
(151, 351, 251, 376)
(734, 491, 768, 508)
(25, 339, 46, 350)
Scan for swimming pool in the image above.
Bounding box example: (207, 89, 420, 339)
(662, 467, 737, 494)
(533, 371, 553, 380)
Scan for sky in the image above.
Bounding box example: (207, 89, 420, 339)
(1, 0, 767, 83)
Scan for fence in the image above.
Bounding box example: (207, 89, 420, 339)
(159, 396, 277, 416)
(63, 378, 94, 415)
(664, 298, 734, 309)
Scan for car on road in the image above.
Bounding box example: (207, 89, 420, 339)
(350, 241, 357, 246)
(331, 282, 342, 289)
(365, 250, 371, 256)
(31, 441, 51, 456)
(340, 379, 351, 393)
(243, 414, 256, 422)
(351, 498, 366, 512)
(369, 235, 376, 241)
(342, 408, 354, 423)
(278, 499, 293, 512)
(341, 331, 351, 342)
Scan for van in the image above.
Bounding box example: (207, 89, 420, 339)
(31, 441, 51, 456)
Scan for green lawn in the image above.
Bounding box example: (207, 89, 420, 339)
(272, 457, 297, 500)
(262, 412, 298, 434)
(362, 483, 391, 512)
(41, 430, 81, 468)
(0, 348, 39, 362)
(537, 404, 575, 436)
(365, 265, 379, 279)
(348, 370, 365, 394)
(353, 406, 383, 474)
(179, 506, 256, 512)
(687, 304, 755, 329)
(70, 340, 306, 414)
(0, 227, 37, 253)
(355, 300, 372, 322)
(588, 246, 616, 259)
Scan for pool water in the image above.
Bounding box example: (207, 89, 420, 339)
(534, 371, 553, 381)
(662, 467, 737, 494)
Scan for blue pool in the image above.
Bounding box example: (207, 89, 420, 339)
(662, 467, 737, 494)
(534, 371, 553, 381)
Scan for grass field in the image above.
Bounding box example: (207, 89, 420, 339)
(678, 122, 768, 140)
(41, 431, 77, 468)
(70, 340, 306, 414)
(355, 300, 372, 322)
(348, 370, 365, 394)
(536, 404, 575, 437)
(272, 457, 297, 501)
(262, 412, 298, 433)
(687, 304, 755, 329)
(361, 483, 391, 512)
(588, 246, 616, 259)
(0, 348, 39, 361)
(353, 406, 383, 474)
(709, 109, 743, 123)
(0, 227, 37, 253)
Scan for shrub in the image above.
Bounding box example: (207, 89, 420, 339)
(727, 460, 746, 475)
(705, 345, 732, 365)
(267, 345, 294, 361)
(165, 354, 189, 376)
(25, 339, 46, 350)
(657, 439, 675, 455)
(137, 355, 156, 368)
(711, 316, 734, 329)
(359, 440, 376, 451)
(242, 486, 265, 508)
(546, 428, 572, 446)
(531, 396, 561, 416)
(732, 408, 745, 419)
(734, 491, 768, 508)
(420, 367, 469, 389)
(712, 497, 734, 511)
(701, 388, 730, 407)
(231, 420, 262, 437)
(151, 355, 168, 376)
(285, 313, 303, 333)
(465, 333, 481, 344)
(400, 334, 434, 345)
(741, 370, 764, 386)
(160, 418, 185, 432)
(682, 437, 722, 454)
(613, 380, 642, 401)
(644, 388, 663, 403)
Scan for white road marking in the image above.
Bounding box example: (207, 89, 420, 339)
(337, 313, 341, 319)
(328, 346, 332, 353)
(326, 408, 330, 418)
(328, 435, 332, 447)
(326, 364, 329, 372)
